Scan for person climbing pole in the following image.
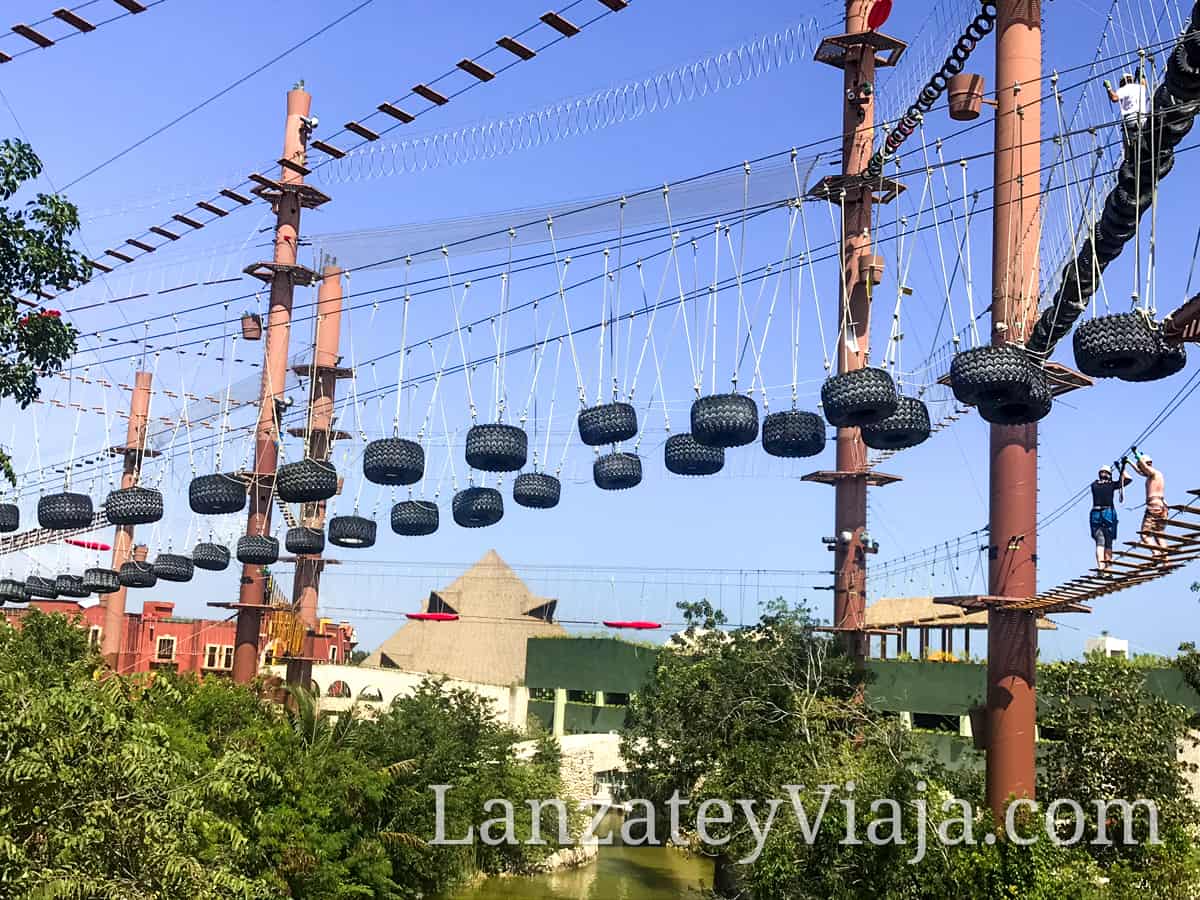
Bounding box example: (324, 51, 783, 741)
(1131, 448, 1169, 562)
(1105, 70, 1150, 155)
(1090, 461, 1132, 572)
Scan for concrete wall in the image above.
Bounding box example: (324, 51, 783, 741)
(268, 663, 529, 729)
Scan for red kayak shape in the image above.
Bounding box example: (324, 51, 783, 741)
(603, 620, 662, 630)
(406, 612, 459, 622)
(64, 538, 111, 551)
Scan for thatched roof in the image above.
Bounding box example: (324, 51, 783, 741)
(360, 550, 565, 685)
(865, 596, 1057, 631)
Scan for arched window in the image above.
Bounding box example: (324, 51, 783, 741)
(357, 685, 383, 702)
(327, 680, 351, 699)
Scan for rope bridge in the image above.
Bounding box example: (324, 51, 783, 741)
(933, 490, 1200, 615)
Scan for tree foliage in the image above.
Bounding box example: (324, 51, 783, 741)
(0, 611, 566, 898)
(621, 598, 1200, 899)
(0, 139, 88, 484)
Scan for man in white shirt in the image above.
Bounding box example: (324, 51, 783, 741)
(1105, 71, 1149, 154)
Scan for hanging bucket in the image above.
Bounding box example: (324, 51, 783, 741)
(947, 73, 985, 121)
(241, 313, 263, 341)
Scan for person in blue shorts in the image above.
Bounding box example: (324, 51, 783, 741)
(1091, 461, 1132, 572)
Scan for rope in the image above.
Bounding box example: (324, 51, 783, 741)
(547, 218, 587, 406)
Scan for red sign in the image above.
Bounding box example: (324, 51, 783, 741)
(867, 0, 893, 30)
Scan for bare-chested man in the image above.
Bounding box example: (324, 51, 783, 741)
(1132, 449, 1168, 561)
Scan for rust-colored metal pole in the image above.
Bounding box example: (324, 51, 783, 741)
(832, 0, 875, 664)
(231, 86, 312, 684)
(986, 0, 1042, 818)
(285, 263, 343, 688)
(101, 369, 152, 669)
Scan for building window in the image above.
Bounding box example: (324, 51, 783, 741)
(155, 636, 176, 663)
(567, 689, 596, 705)
(223, 646, 234, 669)
(329, 644, 338, 663)
(205, 645, 220, 669)
(88, 626, 102, 648)
(529, 687, 554, 702)
(204, 644, 234, 670)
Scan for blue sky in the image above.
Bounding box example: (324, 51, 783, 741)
(1, 0, 1197, 661)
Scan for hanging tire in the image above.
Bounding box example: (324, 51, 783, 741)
(329, 515, 377, 548)
(276, 458, 338, 503)
(119, 561, 157, 589)
(37, 492, 94, 530)
(0, 503, 18, 533)
(762, 410, 826, 458)
(54, 574, 90, 598)
(189, 474, 247, 515)
(25, 576, 58, 599)
(594, 452, 642, 491)
(821, 368, 899, 427)
(391, 500, 439, 536)
(1120, 338, 1187, 383)
(690, 394, 759, 448)
(578, 402, 638, 446)
(978, 371, 1053, 425)
(452, 487, 505, 528)
(513, 472, 561, 509)
(1072, 312, 1158, 379)
(153, 553, 194, 583)
(861, 397, 932, 450)
(82, 567, 120, 595)
(0, 578, 28, 603)
(362, 438, 424, 486)
(192, 542, 231, 572)
(286, 526, 326, 555)
(465, 424, 528, 472)
(237, 535, 279, 565)
(664, 433, 724, 476)
(104, 486, 164, 526)
(949, 346, 1035, 405)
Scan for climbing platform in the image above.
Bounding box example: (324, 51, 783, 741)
(935, 491, 1200, 614)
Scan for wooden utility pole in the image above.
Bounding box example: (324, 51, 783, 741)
(810, 1, 906, 663)
(985, 0, 1042, 816)
(230, 84, 329, 684)
(101, 369, 153, 669)
(284, 262, 348, 687)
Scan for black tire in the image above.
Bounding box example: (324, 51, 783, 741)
(1120, 338, 1187, 383)
(153, 553, 194, 583)
(664, 433, 724, 476)
(362, 438, 424, 486)
(82, 567, 120, 595)
(513, 472, 561, 509)
(275, 458, 338, 504)
(54, 574, 90, 598)
(690, 394, 759, 448)
(578, 402, 638, 446)
(465, 423, 528, 473)
(119, 561, 157, 589)
(189, 474, 247, 515)
(0, 503, 18, 533)
(452, 487, 505, 528)
(37, 492, 94, 530)
(762, 410, 826, 458)
(391, 500, 439, 536)
(1072, 312, 1158, 378)
(192, 542, 231, 572)
(286, 526, 326, 555)
(26, 576, 58, 599)
(821, 368, 899, 427)
(237, 535, 280, 565)
(329, 515, 377, 548)
(978, 371, 1053, 425)
(104, 486, 164, 526)
(949, 346, 1035, 405)
(594, 452, 642, 491)
(861, 397, 932, 450)
(0, 578, 28, 603)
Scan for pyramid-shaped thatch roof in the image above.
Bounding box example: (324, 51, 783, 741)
(361, 549, 565, 685)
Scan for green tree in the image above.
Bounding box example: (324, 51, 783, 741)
(0, 139, 88, 483)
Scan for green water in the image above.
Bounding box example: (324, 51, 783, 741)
(448, 813, 713, 900)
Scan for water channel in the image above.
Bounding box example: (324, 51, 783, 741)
(447, 813, 714, 899)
